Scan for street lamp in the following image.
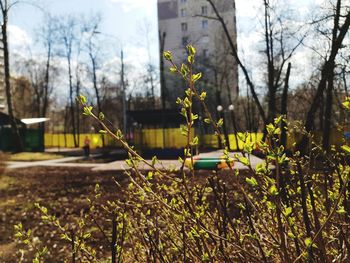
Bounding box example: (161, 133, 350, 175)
(217, 105, 230, 150)
(216, 104, 241, 151)
(228, 104, 240, 151)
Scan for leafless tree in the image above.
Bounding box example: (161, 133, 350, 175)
(55, 15, 81, 147)
(54, 14, 80, 147)
(298, 0, 350, 153)
(205, 0, 304, 136)
(139, 19, 158, 108)
(83, 15, 106, 145)
(205, 0, 267, 125)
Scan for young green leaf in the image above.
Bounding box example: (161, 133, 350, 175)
(187, 44, 196, 55)
(217, 118, 224, 127)
(239, 156, 250, 166)
(181, 63, 189, 76)
(78, 95, 87, 104)
(268, 185, 278, 196)
(204, 118, 211, 124)
(163, 51, 173, 61)
(246, 177, 258, 187)
(341, 145, 350, 155)
(99, 112, 105, 121)
(83, 106, 93, 116)
(192, 73, 202, 82)
(200, 91, 207, 101)
(283, 207, 292, 217)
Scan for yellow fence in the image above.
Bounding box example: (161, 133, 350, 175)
(134, 128, 195, 149)
(45, 129, 348, 150)
(44, 133, 120, 149)
(201, 133, 264, 149)
(134, 129, 263, 150)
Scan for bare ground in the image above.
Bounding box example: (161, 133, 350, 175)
(0, 166, 128, 262)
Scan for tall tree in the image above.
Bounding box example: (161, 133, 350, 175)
(139, 19, 158, 107)
(206, 0, 267, 125)
(36, 14, 55, 149)
(84, 15, 105, 146)
(206, 0, 304, 131)
(54, 15, 79, 147)
(0, 0, 24, 151)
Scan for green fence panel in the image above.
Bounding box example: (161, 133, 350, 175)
(0, 127, 43, 152)
(24, 129, 43, 152)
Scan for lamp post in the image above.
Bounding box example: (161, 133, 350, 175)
(228, 104, 240, 151)
(217, 105, 230, 150)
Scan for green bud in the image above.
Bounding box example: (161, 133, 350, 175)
(78, 95, 87, 104)
(163, 51, 173, 61)
(99, 112, 105, 121)
(192, 73, 202, 82)
(187, 44, 196, 55)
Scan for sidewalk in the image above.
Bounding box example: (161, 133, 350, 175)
(6, 150, 267, 171)
(6, 155, 103, 169)
(93, 150, 266, 171)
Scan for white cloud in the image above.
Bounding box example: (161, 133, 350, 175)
(8, 25, 32, 54)
(109, 0, 156, 14)
(236, 0, 260, 18)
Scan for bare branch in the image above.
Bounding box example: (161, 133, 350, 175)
(193, 14, 219, 21)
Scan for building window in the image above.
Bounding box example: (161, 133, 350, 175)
(182, 36, 189, 46)
(202, 20, 208, 29)
(181, 8, 187, 17)
(201, 35, 209, 44)
(201, 6, 207, 15)
(203, 49, 208, 58)
(181, 0, 187, 3)
(181, 22, 188, 32)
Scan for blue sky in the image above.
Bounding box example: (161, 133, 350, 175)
(7, 0, 324, 96)
(11, 0, 158, 44)
(9, 0, 159, 70)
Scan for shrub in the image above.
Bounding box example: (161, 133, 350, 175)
(15, 46, 350, 262)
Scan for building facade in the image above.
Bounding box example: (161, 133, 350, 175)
(158, 0, 238, 109)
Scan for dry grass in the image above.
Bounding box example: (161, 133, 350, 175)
(9, 152, 64, 162)
(0, 152, 7, 175)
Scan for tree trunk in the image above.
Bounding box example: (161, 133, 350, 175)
(159, 31, 167, 148)
(280, 63, 291, 148)
(322, 66, 334, 151)
(322, 0, 341, 152)
(264, 0, 276, 124)
(67, 55, 78, 147)
(1, 7, 23, 152)
(40, 41, 52, 151)
(90, 53, 104, 147)
(75, 74, 80, 147)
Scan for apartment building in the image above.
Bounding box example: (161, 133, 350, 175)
(158, 0, 238, 108)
